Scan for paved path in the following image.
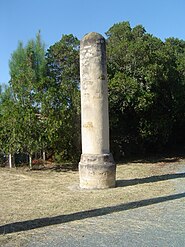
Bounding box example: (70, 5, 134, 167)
(26, 195, 185, 246)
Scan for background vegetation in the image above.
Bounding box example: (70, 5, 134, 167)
(1, 21, 185, 166)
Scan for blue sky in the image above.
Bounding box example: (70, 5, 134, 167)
(1, 0, 185, 84)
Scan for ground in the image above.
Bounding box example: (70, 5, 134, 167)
(0, 156, 185, 246)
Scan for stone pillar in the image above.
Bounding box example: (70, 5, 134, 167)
(79, 32, 116, 189)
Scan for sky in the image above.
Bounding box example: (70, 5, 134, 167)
(1, 0, 185, 85)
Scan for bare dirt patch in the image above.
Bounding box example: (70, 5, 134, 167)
(0, 157, 185, 246)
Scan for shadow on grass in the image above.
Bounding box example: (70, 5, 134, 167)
(116, 173, 185, 187)
(1, 192, 185, 235)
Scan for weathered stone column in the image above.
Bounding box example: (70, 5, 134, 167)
(79, 32, 116, 189)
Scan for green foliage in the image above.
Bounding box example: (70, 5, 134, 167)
(43, 34, 81, 161)
(1, 22, 185, 164)
(1, 32, 81, 165)
(107, 21, 185, 158)
(5, 32, 47, 161)
(0, 87, 20, 155)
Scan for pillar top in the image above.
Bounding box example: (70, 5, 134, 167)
(81, 32, 105, 45)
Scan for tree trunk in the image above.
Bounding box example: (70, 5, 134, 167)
(43, 151, 46, 162)
(29, 154, 32, 169)
(8, 154, 12, 168)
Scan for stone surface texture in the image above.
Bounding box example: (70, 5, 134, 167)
(79, 32, 116, 189)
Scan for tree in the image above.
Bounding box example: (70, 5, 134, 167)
(0, 86, 21, 167)
(9, 32, 47, 167)
(43, 34, 81, 162)
(163, 37, 185, 148)
(106, 21, 185, 157)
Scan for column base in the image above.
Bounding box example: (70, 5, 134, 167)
(79, 153, 116, 189)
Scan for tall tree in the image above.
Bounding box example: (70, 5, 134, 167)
(106, 21, 185, 157)
(44, 34, 80, 162)
(0, 87, 21, 167)
(163, 37, 185, 147)
(9, 32, 46, 167)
